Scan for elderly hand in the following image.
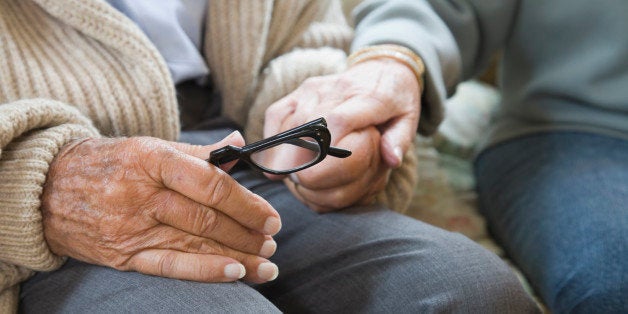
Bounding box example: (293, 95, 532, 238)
(264, 58, 421, 212)
(41, 132, 281, 283)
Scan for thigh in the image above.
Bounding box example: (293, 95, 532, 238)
(232, 171, 538, 313)
(475, 132, 628, 313)
(20, 130, 280, 313)
(20, 259, 279, 313)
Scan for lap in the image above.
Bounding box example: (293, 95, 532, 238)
(475, 131, 628, 313)
(20, 259, 280, 313)
(20, 129, 537, 313)
(226, 163, 536, 312)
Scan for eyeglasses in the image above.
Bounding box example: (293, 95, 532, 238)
(207, 118, 351, 175)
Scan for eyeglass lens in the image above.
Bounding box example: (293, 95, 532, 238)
(250, 136, 322, 172)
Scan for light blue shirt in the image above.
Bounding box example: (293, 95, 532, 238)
(106, 0, 209, 84)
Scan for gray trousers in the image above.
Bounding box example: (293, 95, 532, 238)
(20, 130, 538, 313)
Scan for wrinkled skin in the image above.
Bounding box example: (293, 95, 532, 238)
(42, 132, 281, 283)
(264, 58, 421, 212)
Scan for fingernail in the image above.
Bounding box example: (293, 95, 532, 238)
(394, 147, 403, 165)
(227, 130, 242, 139)
(289, 173, 300, 184)
(259, 239, 277, 258)
(263, 216, 281, 235)
(394, 147, 403, 161)
(258, 262, 279, 281)
(224, 263, 246, 279)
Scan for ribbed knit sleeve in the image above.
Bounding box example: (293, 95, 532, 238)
(204, 0, 353, 128)
(0, 1, 186, 311)
(239, 0, 354, 140)
(0, 0, 179, 141)
(0, 99, 100, 312)
(204, 0, 274, 128)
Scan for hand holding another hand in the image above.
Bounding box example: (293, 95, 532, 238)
(283, 126, 390, 212)
(264, 58, 421, 212)
(42, 132, 281, 283)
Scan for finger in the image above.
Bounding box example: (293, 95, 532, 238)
(378, 114, 418, 168)
(168, 131, 245, 172)
(129, 249, 246, 282)
(151, 190, 276, 258)
(264, 81, 330, 139)
(287, 165, 389, 212)
(206, 238, 280, 283)
(169, 131, 245, 159)
(293, 128, 382, 190)
(127, 248, 278, 283)
(325, 97, 398, 142)
(263, 96, 317, 182)
(124, 224, 277, 266)
(262, 97, 302, 183)
(125, 227, 280, 283)
(263, 172, 286, 181)
(326, 93, 418, 145)
(150, 148, 281, 236)
(263, 96, 298, 139)
(285, 158, 391, 210)
(291, 155, 364, 191)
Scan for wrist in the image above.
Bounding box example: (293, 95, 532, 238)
(347, 44, 425, 93)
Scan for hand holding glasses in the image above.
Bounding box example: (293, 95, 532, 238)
(208, 118, 351, 175)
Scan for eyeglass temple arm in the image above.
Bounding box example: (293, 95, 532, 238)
(285, 138, 351, 158)
(329, 146, 352, 158)
(208, 146, 241, 166)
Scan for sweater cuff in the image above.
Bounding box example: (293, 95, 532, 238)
(0, 99, 99, 271)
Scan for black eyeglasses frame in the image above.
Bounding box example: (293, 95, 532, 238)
(207, 117, 351, 175)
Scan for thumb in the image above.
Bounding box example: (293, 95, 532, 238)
(380, 117, 416, 168)
(168, 131, 245, 171)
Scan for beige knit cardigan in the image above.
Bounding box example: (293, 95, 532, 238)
(0, 0, 419, 311)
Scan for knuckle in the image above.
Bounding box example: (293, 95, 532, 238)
(99, 236, 133, 260)
(127, 137, 160, 156)
(96, 219, 149, 264)
(205, 173, 233, 206)
(188, 238, 211, 253)
(110, 254, 133, 271)
(334, 75, 355, 91)
(312, 189, 354, 210)
(195, 209, 220, 236)
(156, 251, 178, 277)
(123, 137, 170, 179)
(327, 195, 353, 209)
(97, 223, 124, 247)
(326, 112, 350, 134)
(209, 241, 227, 256)
(247, 193, 269, 210)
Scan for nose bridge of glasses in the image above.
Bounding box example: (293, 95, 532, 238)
(253, 124, 329, 150)
(208, 117, 349, 174)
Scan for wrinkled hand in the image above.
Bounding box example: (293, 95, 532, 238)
(42, 132, 282, 283)
(264, 58, 421, 212)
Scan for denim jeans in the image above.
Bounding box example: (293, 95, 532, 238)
(19, 130, 538, 313)
(475, 131, 628, 313)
